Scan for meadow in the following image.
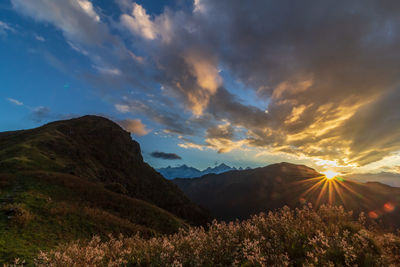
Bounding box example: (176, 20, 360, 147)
(12, 204, 400, 267)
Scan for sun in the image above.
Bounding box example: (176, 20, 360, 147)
(322, 170, 339, 180)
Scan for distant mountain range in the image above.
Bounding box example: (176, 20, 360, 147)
(344, 172, 400, 187)
(157, 163, 251, 179)
(173, 162, 400, 229)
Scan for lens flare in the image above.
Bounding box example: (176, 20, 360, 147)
(368, 211, 379, 219)
(294, 169, 363, 207)
(384, 202, 395, 213)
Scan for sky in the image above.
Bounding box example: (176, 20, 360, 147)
(1, 0, 400, 174)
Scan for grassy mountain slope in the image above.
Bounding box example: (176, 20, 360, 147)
(173, 162, 400, 228)
(0, 115, 209, 264)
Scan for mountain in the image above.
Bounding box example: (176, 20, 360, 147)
(157, 164, 203, 179)
(202, 163, 237, 175)
(344, 172, 400, 187)
(157, 163, 243, 179)
(0, 115, 209, 264)
(173, 162, 400, 228)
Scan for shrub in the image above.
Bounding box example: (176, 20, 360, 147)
(1, 203, 34, 226)
(34, 205, 400, 266)
(0, 173, 14, 188)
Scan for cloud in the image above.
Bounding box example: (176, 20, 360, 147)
(158, 47, 222, 116)
(116, 98, 205, 135)
(117, 119, 150, 136)
(202, 123, 246, 153)
(34, 34, 45, 42)
(335, 88, 400, 165)
(178, 142, 205, 151)
(7, 98, 23, 106)
(207, 88, 269, 130)
(7, 97, 55, 123)
(178, 137, 247, 154)
(76, 0, 99, 22)
(345, 172, 400, 187)
(111, 0, 400, 166)
(0, 21, 15, 36)
(395, 166, 400, 173)
(30, 106, 51, 122)
(115, 104, 130, 113)
(12, 0, 149, 95)
(120, 3, 157, 40)
(12, 0, 400, 168)
(93, 65, 122, 76)
(205, 137, 247, 154)
(150, 151, 182, 160)
(206, 123, 234, 140)
(119, 2, 222, 116)
(11, 0, 107, 44)
(193, 0, 205, 13)
(178, 122, 248, 153)
(183, 49, 222, 115)
(166, 0, 400, 167)
(67, 41, 88, 56)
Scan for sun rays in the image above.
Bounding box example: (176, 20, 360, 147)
(293, 171, 398, 222)
(295, 172, 351, 206)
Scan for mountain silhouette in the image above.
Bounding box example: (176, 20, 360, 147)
(344, 172, 400, 187)
(173, 162, 400, 228)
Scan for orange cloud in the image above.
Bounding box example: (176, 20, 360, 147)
(118, 119, 150, 136)
(183, 49, 222, 116)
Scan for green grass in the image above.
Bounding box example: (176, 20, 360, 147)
(0, 172, 187, 265)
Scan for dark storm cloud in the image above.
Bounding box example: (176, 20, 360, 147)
(30, 106, 51, 123)
(184, 0, 400, 165)
(150, 151, 182, 160)
(207, 88, 269, 130)
(337, 88, 400, 165)
(206, 122, 234, 140)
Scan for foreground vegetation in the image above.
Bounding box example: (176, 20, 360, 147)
(19, 205, 400, 266)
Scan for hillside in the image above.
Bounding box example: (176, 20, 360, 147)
(173, 162, 400, 228)
(0, 115, 209, 264)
